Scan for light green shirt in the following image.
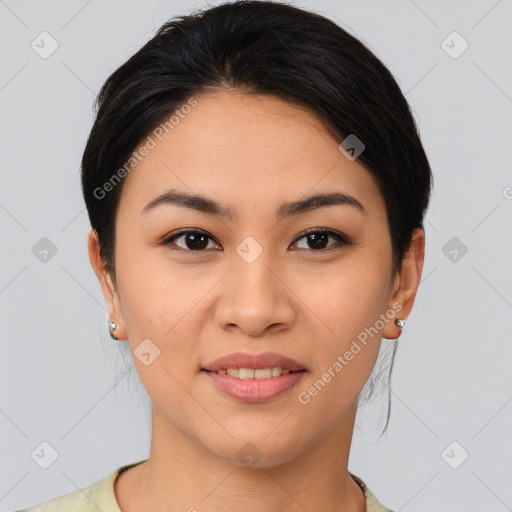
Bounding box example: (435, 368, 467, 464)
(20, 460, 394, 512)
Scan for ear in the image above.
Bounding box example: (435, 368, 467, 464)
(382, 227, 425, 340)
(87, 228, 127, 340)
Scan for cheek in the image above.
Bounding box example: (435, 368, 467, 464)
(114, 243, 210, 371)
(114, 258, 207, 418)
(298, 255, 391, 398)
(304, 258, 390, 341)
(296, 286, 386, 429)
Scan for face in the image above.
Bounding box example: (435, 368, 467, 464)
(90, 89, 422, 467)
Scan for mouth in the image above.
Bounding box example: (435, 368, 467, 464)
(201, 351, 306, 402)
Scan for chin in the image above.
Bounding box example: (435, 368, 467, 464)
(203, 432, 307, 469)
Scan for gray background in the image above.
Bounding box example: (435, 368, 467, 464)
(1, 0, 511, 510)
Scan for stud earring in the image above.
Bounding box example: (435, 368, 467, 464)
(395, 318, 406, 331)
(108, 320, 119, 340)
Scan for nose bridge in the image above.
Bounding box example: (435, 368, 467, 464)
(232, 237, 279, 305)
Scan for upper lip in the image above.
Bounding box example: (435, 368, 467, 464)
(202, 352, 306, 372)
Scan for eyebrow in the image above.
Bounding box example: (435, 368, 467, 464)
(141, 188, 366, 220)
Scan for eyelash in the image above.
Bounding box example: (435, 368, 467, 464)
(161, 228, 353, 253)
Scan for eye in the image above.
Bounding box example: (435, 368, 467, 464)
(161, 229, 220, 251)
(291, 228, 352, 252)
(161, 228, 352, 253)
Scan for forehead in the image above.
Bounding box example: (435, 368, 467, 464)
(117, 89, 384, 219)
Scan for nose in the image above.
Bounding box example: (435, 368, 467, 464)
(214, 252, 296, 337)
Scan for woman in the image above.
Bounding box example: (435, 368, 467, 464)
(22, 0, 432, 510)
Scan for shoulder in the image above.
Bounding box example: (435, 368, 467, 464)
(18, 460, 147, 512)
(18, 469, 119, 512)
(350, 473, 395, 512)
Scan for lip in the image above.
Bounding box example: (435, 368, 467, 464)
(201, 351, 306, 403)
(203, 369, 306, 403)
(202, 351, 306, 372)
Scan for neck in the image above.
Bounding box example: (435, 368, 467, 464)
(115, 404, 366, 512)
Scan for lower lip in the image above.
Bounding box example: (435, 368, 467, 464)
(202, 370, 305, 403)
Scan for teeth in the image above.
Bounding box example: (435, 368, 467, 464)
(240, 368, 256, 379)
(218, 367, 293, 378)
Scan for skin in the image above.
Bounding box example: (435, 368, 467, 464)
(88, 89, 425, 512)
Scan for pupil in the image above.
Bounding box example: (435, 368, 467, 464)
(308, 233, 328, 249)
(187, 233, 208, 250)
